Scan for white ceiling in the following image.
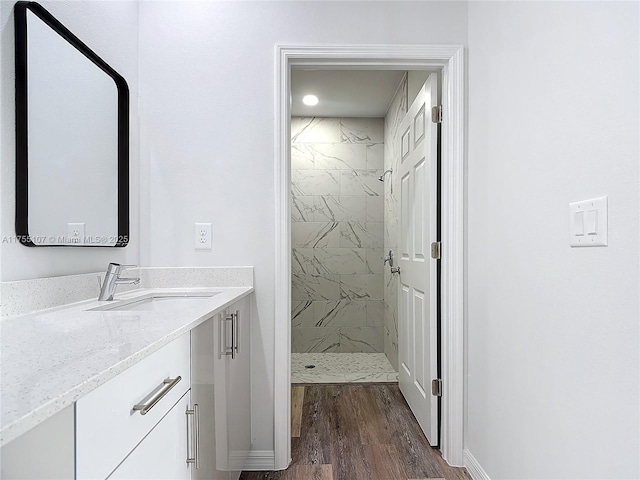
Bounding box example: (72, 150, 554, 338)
(291, 69, 406, 118)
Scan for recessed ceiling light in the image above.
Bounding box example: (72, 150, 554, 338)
(302, 94, 319, 106)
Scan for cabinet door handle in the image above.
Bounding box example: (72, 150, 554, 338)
(230, 311, 237, 360)
(186, 403, 200, 469)
(219, 313, 234, 358)
(232, 309, 240, 357)
(132, 376, 182, 415)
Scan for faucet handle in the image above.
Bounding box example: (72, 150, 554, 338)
(106, 263, 138, 275)
(383, 250, 394, 267)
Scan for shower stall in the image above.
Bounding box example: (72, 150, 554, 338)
(290, 91, 406, 382)
(289, 71, 416, 383)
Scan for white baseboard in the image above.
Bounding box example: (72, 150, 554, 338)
(464, 449, 491, 480)
(242, 450, 276, 471)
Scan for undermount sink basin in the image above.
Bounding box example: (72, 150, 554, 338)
(90, 293, 219, 312)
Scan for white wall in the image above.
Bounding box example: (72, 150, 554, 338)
(0, 0, 139, 281)
(138, 0, 468, 453)
(466, 2, 639, 479)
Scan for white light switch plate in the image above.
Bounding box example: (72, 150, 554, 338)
(195, 223, 212, 250)
(569, 196, 607, 247)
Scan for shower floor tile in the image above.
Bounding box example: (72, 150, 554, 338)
(291, 353, 398, 384)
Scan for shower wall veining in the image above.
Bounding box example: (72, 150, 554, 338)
(291, 117, 385, 353)
(382, 75, 408, 371)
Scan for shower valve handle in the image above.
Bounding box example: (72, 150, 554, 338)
(383, 250, 394, 267)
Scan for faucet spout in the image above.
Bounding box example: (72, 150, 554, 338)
(98, 263, 139, 301)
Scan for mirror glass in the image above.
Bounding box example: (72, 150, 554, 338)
(15, 1, 129, 247)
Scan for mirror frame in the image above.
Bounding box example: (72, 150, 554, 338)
(14, 1, 129, 247)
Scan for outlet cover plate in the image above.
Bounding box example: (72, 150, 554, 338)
(67, 223, 85, 245)
(195, 223, 212, 250)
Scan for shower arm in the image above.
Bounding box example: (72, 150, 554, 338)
(378, 169, 393, 182)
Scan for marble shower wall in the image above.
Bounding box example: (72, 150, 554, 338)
(291, 117, 385, 353)
(382, 75, 408, 370)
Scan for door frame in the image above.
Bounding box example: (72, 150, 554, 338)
(273, 44, 465, 468)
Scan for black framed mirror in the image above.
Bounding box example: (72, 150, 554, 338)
(14, 1, 129, 247)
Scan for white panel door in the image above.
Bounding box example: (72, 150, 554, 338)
(397, 74, 439, 445)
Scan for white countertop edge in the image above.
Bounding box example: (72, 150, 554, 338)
(1, 286, 254, 446)
(2, 285, 252, 320)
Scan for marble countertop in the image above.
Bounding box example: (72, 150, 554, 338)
(0, 286, 253, 446)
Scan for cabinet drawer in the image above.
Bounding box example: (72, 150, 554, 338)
(76, 334, 190, 480)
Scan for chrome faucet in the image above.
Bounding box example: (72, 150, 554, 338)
(98, 263, 140, 301)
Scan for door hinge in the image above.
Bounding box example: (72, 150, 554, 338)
(431, 105, 442, 124)
(431, 379, 442, 397)
(431, 241, 441, 260)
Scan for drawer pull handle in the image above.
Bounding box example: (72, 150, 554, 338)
(132, 376, 182, 415)
(186, 403, 200, 468)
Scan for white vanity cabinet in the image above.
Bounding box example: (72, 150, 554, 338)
(192, 295, 252, 480)
(1, 292, 252, 480)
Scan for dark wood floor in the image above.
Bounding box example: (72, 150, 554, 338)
(240, 384, 469, 480)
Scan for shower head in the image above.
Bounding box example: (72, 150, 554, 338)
(378, 169, 393, 182)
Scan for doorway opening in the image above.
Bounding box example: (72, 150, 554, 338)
(274, 45, 464, 470)
(289, 69, 442, 449)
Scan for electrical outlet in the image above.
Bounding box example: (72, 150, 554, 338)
(195, 223, 212, 250)
(67, 222, 85, 245)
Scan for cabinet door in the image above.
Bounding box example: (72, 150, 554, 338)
(191, 318, 227, 480)
(192, 295, 252, 480)
(108, 392, 191, 480)
(1, 405, 74, 480)
(225, 296, 252, 480)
